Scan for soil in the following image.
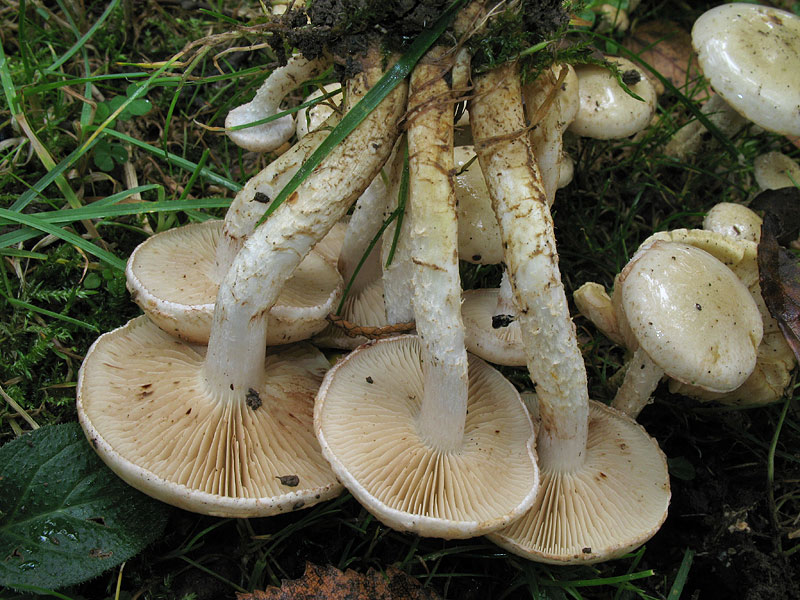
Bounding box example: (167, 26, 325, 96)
(281, 0, 568, 75)
(638, 397, 800, 600)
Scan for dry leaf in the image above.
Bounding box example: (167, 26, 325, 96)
(238, 562, 442, 600)
(622, 20, 704, 98)
(757, 207, 800, 363)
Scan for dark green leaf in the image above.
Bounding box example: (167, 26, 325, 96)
(126, 98, 152, 117)
(0, 423, 171, 590)
(93, 151, 114, 172)
(667, 456, 696, 481)
(110, 144, 128, 163)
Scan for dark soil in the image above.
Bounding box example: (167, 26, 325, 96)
(638, 397, 800, 600)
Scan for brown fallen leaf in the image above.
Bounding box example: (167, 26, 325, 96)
(238, 562, 442, 600)
(757, 209, 800, 363)
(622, 20, 705, 98)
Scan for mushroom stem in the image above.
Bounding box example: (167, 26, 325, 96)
(407, 48, 468, 452)
(216, 111, 342, 279)
(523, 66, 571, 206)
(470, 62, 589, 471)
(226, 53, 331, 152)
(663, 94, 746, 159)
(382, 138, 416, 324)
(611, 347, 664, 418)
(338, 170, 393, 294)
(205, 48, 407, 394)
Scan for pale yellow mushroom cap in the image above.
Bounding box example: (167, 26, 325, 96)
(315, 335, 539, 539)
(614, 240, 762, 392)
(461, 288, 526, 366)
(692, 4, 800, 136)
(754, 152, 800, 191)
(569, 57, 656, 140)
(77, 316, 342, 517)
(126, 220, 343, 344)
(703, 202, 763, 243)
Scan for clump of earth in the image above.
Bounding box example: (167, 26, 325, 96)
(273, 0, 567, 75)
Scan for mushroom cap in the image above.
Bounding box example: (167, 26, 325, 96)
(225, 98, 294, 154)
(487, 400, 670, 564)
(77, 316, 343, 517)
(613, 240, 762, 392)
(703, 202, 763, 243)
(313, 218, 349, 266)
(314, 335, 539, 539)
(454, 145, 503, 264)
(753, 151, 800, 191)
(462, 288, 526, 366)
(569, 57, 656, 140)
(296, 83, 343, 139)
(126, 220, 343, 344)
(669, 330, 795, 406)
(313, 278, 389, 349)
(692, 4, 800, 136)
(643, 229, 795, 406)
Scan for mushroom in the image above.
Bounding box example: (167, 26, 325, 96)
(703, 202, 763, 243)
(226, 53, 331, 152)
(569, 57, 657, 140)
(470, 62, 669, 563)
(754, 151, 800, 191)
(126, 221, 342, 344)
(524, 64, 579, 205)
(577, 225, 796, 408)
(79, 45, 407, 517)
(462, 271, 526, 367)
(78, 318, 342, 516)
(314, 172, 395, 349)
(315, 47, 539, 539)
(651, 226, 796, 406)
(666, 4, 800, 158)
(610, 240, 763, 417)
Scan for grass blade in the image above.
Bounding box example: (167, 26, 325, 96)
(0, 208, 125, 271)
(667, 548, 695, 599)
(45, 0, 121, 74)
(101, 128, 241, 192)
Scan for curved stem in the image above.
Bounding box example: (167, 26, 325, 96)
(611, 347, 664, 418)
(216, 112, 341, 279)
(338, 170, 392, 294)
(226, 54, 331, 152)
(204, 48, 407, 395)
(470, 63, 589, 471)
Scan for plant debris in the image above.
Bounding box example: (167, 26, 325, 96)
(238, 562, 442, 600)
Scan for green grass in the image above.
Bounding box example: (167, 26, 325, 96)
(1, 1, 799, 599)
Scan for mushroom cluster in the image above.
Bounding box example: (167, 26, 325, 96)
(77, 0, 675, 563)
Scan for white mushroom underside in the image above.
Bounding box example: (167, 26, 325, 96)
(314, 278, 388, 349)
(127, 220, 342, 343)
(462, 288, 525, 366)
(315, 335, 537, 538)
(77, 316, 341, 516)
(488, 401, 670, 564)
